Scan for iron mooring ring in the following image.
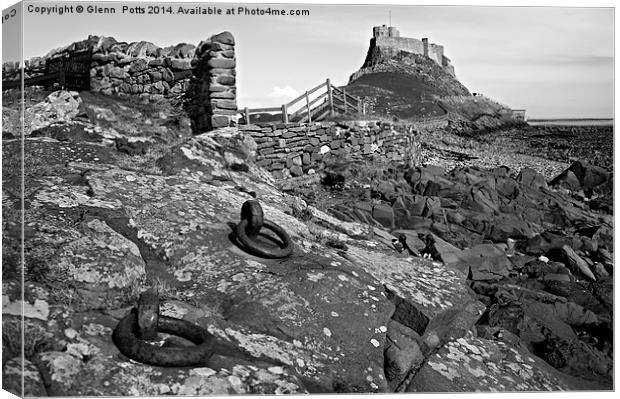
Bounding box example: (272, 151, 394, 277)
(112, 291, 215, 367)
(235, 200, 293, 259)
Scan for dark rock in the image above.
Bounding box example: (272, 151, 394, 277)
(3, 357, 48, 397)
(115, 138, 149, 156)
(517, 167, 548, 189)
(421, 300, 486, 350)
(372, 203, 394, 229)
(425, 233, 462, 265)
(393, 229, 425, 256)
(384, 320, 424, 391)
(290, 165, 303, 177)
(457, 244, 512, 281)
(561, 245, 596, 281)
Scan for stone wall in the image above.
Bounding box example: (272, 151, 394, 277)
(4, 32, 238, 132)
(89, 37, 196, 98)
(186, 32, 237, 131)
(239, 121, 417, 179)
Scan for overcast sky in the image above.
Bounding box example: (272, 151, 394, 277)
(1, 0, 615, 118)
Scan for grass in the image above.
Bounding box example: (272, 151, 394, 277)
(114, 140, 178, 175)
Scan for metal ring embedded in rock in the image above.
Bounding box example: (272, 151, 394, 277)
(235, 217, 293, 259)
(240, 199, 264, 237)
(112, 308, 215, 367)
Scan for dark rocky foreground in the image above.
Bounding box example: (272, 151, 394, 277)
(2, 89, 614, 394)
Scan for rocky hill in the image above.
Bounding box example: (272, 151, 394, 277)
(1, 86, 614, 395)
(345, 27, 521, 131)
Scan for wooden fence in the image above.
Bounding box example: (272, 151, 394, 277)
(2, 48, 92, 91)
(240, 79, 365, 124)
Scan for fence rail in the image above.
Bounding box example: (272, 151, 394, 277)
(240, 78, 365, 124)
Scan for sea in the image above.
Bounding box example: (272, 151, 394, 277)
(527, 119, 613, 127)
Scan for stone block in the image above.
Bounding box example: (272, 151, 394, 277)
(208, 84, 229, 92)
(209, 68, 236, 76)
(208, 58, 235, 69)
(211, 115, 231, 128)
(210, 91, 235, 99)
(170, 58, 192, 70)
(216, 75, 236, 85)
(302, 153, 311, 165)
(290, 165, 304, 177)
(129, 58, 149, 73)
(220, 50, 235, 58)
(211, 31, 235, 45)
(148, 70, 162, 82)
(211, 99, 237, 110)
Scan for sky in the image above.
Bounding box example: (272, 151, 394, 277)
(1, 0, 615, 119)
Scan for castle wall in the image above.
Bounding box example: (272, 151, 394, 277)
(427, 43, 444, 66)
(239, 121, 418, 179)
(375, 36, 424, 55)
(371, 26, 455, 76)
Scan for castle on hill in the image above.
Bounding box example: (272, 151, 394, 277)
(372, 25, 455, 76)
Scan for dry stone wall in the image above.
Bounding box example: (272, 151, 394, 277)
(239, 121, 417, 179)
(186, 32, 238, 131)
(89, 37, 197, 98)
(4, 32, 238, 132)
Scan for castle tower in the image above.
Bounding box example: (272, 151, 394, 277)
(373, 25, 390, 38)
(422, 38, 428, 57)
(388, 26, 400, 37)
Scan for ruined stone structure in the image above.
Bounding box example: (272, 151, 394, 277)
(370, 25, 455, 76)
(3, 32, 238, 132)
(186, 32, 238, 130)
(240, 121, 418, 180)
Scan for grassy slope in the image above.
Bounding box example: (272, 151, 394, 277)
(345, 72, 447, 119)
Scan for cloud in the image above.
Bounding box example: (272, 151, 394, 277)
(269, 85, 300, 99)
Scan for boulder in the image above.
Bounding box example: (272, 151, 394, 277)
(517, 167, 548, 189)
(561, 245, 596, 281)
(408, 337, 584, 392)
(384, 320, 424, 391)
(393, 229, 425, 256)
(372, 203, 395, 230)
(550, 161, 610, 194)
(425, 234, 463, 266)
(456, 244, 512, 281)
(2, 357, 48, 397)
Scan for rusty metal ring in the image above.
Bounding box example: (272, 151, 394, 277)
(112, 308, 215, 367)
(235, 218, 293, 258)
(240, 199, 264, 237)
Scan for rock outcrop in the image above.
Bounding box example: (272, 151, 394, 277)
(3, 90, 611, 395)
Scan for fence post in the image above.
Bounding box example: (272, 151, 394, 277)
(305, 91, 312, 123)
(343, 87, 347, 113)
(244, 107, 250, 125)
(282, 104, 289, 124)
(327, 78, 334, 116)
